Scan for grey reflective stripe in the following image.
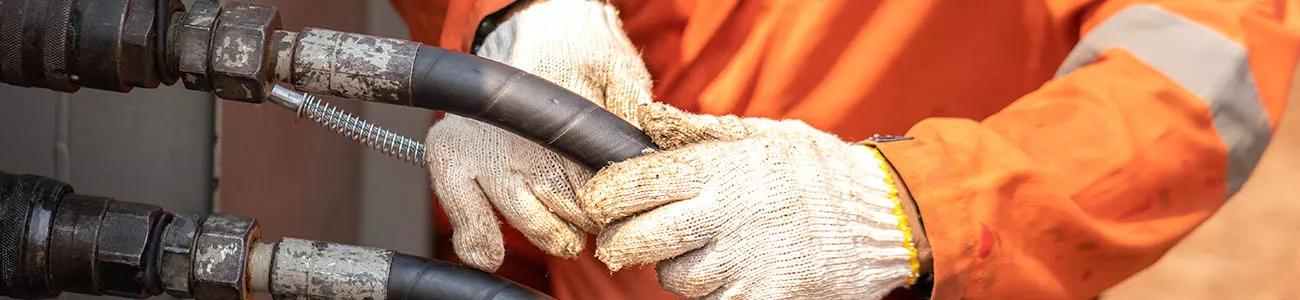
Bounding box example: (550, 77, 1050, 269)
(1055, 5, 1270, 197)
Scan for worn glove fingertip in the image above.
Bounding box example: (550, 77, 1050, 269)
(593, 242, 630, 272)
(635, 103, 698, 149)
(455, 243, 505, 272)
(532, 225, 586, 258)
(579, 150, 711, 230)
(636, 103, 754, 148)
(576, 180, 618, 229)
(591, 221, 623, 271)
(450, 224, 506, 272)
(595, 253, 627, 272)
(592, 220, 657, 273)
(557, 242, 584, 258)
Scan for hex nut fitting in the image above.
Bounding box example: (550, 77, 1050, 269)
(121, 0, 160, 88)
(159, 214, 200, 298)
(96, 201, 165, 298)
(208, 2, 282, 103)
(192, 214, 259, 300)
(172, 0, 221, 91)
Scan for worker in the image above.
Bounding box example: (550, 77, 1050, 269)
(391, 0, 1300, 299)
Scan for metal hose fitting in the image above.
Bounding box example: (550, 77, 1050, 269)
(1, 172, 552, 300)
(268, 85, 427, 167)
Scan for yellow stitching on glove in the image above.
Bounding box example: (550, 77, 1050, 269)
(864, 145, 920, 285)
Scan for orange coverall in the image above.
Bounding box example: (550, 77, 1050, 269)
(391, 0, 1300, 298)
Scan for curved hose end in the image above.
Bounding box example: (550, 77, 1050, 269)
(386, 254, 552, 300)
(409, 46, 656, 170)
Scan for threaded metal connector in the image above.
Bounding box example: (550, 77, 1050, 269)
(268, 85, 427, 167)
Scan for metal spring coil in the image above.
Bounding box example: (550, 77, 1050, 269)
(297, 94, 427, 167)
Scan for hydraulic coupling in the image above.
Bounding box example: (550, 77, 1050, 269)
(0, 172, 550, 300)
(0, 0, 655, 169)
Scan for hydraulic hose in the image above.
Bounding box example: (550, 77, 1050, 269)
(0, 0, 657, 169)
(277, 27, 657, 169)
(262, 238, 549, 300)
(1, 4, 639, 297)
(386, 253, 547, 300)
(406, 46, 654, 169)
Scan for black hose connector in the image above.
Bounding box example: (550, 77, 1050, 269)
(0, 172, 72, 299)
(386, 253, 551, 300)
(409, 46, 656, 169)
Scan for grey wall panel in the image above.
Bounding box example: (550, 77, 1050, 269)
(0, 85, 214, 218)
(0, 90, 60, 176)
(65, 87, 215, 214)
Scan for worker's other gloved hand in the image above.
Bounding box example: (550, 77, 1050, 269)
(580, 103, 921, 299)
(424, 0, 653, 271)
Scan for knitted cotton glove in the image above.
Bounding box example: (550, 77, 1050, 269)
(425, 0, 653, 271)
(579, 103, 921, 299)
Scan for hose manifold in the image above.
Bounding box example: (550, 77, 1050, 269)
(0, 172, 551, 300)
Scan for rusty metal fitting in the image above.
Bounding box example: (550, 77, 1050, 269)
(287, 27, 420, 105)
(170, 0, 220, 91)
(208, 2, 282, 103)
(155, 0, 187, 85)
(71, 0, 132, 92)
(159, 214, 199, 298)
(192, 214, 259, 300)
(269, 238, 392, 299)
(47, 195, 110, 295)
(161, 10, 187, 85)
(247, 242, 274, 294)
(270, 30, 297, 84)
(96, 201, 166, 298)
(121, 0, 160, 88)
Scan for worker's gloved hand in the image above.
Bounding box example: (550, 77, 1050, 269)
(424, 0, 653, 271)
(580, 103, 921, 299)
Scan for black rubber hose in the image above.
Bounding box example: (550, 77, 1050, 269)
(386, 253, 552, 300)
(409, 46, 657, 169)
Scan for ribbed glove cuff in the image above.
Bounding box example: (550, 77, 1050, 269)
(859, 143, 923, 285)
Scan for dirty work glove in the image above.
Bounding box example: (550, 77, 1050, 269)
(579, 103, 922, 299)
(425, 0, 653, 271)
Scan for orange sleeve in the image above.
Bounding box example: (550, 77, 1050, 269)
(877, 1, 1300, 298)
(388, 0, 516, 51)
